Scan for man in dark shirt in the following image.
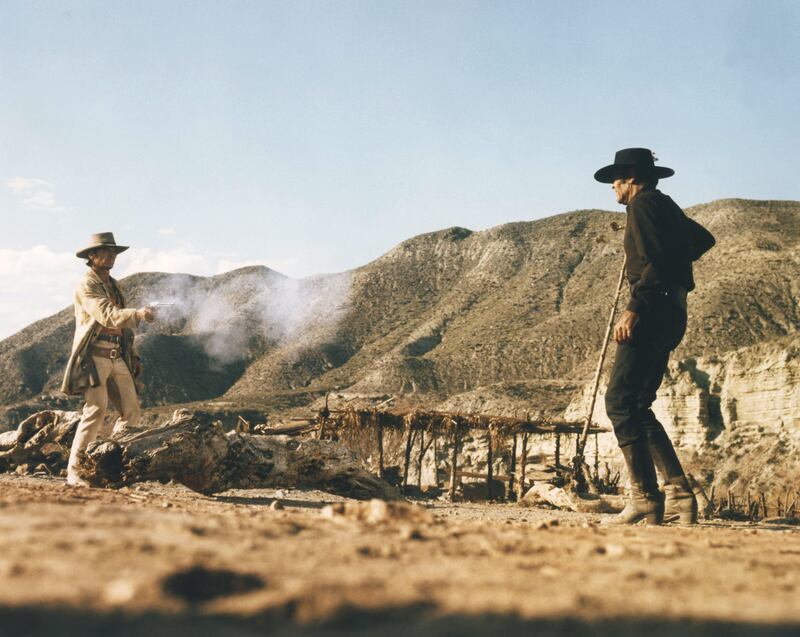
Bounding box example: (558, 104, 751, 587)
(594, 148, 715, 525)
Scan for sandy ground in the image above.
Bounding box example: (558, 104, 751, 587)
(1, 474, 799, 637)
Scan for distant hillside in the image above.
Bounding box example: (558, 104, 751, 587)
(1, 198, 799, 426)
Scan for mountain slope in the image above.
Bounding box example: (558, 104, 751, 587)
(226, 198, 800, 405)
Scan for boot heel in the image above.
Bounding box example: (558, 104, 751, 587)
(645, 502, 665, 525)
(664, 487, 698, 524)
(673, 504, 698, 525)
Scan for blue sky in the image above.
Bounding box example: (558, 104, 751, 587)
(1, 1, 798, 338)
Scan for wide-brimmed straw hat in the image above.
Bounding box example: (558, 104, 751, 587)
(594, 148, 675, 183)
(75, 232, 129, 259)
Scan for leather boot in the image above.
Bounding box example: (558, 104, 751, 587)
(648, 429, 698, 524)
(607, 439, 664, 525)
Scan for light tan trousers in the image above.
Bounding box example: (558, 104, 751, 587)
(67, 355, 141, 479)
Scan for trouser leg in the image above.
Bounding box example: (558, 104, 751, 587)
(67, 357, 112, 482)
(603, 345, 665, 524)
(108, 359, 141, 434)
(631, 349, 691, 487)
(638, 361, 697, 522)
(605, 341, 670, 447)
(604, 336, 668, 524)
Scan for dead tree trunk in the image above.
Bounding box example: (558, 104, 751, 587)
(76, 412, 401, 500)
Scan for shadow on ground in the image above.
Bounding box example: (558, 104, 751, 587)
(212, 495, 333, 509)
(1, 604, 798, 637)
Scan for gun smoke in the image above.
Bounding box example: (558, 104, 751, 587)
(140, 267, 353, 369)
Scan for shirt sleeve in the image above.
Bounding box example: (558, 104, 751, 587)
(77, 278, 140, 329)
(626, 196, 670, 313)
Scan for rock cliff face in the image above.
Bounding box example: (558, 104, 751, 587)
(565, 335, 800, 491)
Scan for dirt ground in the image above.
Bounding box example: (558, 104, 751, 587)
(1, 474, 799, 637)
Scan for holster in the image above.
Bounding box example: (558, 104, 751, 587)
(80, 354, 101, 388)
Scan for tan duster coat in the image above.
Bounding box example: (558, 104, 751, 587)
(60, 269, 140, 397)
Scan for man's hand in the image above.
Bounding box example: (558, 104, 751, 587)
(137, 307, 156, 323)
(614, 310, 639, 343)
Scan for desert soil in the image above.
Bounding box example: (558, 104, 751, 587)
(1, 474, 799, 637)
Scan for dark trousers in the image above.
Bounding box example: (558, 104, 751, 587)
(605, 295, 687, 447)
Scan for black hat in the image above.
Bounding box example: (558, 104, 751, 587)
(594, 148, 674, 184)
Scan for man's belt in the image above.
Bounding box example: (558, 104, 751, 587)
(670, 286, 687, 302)
(91, 346, 122, 360)
(96, 334, 122, 344)
(661, 286, 688, 309)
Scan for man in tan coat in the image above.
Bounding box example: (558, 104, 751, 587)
(61, 232, 155, 486)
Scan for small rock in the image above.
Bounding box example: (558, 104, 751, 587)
(320, 500, 433, 526)
(656, 542, 684, 558)
(597, 543, 626, 557)
(320, 503, 344, 520)
(1, 562, 25, 577)
(14, 464, 29, 475)
(366, 499, 390, 523)
(274, 489, 287, 498)
(270, 500, 284, 511)
(522, 484, 577, 511)
(399, 526, 424, 541)
(379, 545, 399, 559)
(161, 502, 173, 509)
(356, 545, 379, 557)
(104, 578, 137, 605)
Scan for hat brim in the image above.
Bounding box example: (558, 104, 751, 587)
(76, 245, 129, 259)
(594, 164, 675, 184)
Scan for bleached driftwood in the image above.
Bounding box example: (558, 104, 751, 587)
(76, 410, 401, 500)
(0, 410, 81, 475)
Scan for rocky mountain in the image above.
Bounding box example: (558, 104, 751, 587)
(1, 197, 799, 490)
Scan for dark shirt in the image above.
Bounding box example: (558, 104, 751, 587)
(624, 189, 715, 313)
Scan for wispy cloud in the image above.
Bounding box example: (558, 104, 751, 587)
(6, 176, 69, 212)
(118, 247, 210, 277)
(7, 177, 53, 192)
(0, 245, 78, 339)
(120, 248, 269, 277)
(0, 243, 274, 340)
